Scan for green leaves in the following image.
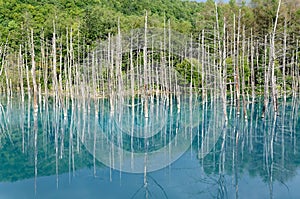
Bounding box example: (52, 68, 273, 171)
(175, 58, 202, 89)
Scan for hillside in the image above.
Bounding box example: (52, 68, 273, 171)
(0, 0, 299, 48)
(0, 0, 203, 47)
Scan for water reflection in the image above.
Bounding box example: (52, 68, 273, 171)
(81, 96, 224, 174)
(0, 95, 299, 198)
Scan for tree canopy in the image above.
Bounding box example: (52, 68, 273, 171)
(0, 0, 299, 48)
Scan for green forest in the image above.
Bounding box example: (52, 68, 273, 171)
(1, 0, 300, 114)
(1, 0, 300, 46)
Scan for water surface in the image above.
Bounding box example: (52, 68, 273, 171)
(0, 96, 299, 199)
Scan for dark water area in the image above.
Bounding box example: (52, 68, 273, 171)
(0, 95, 299, 199)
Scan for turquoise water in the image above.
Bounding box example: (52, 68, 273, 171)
(0, 96, 299, 198)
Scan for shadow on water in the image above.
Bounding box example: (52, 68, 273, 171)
(0, 95, 299, 199)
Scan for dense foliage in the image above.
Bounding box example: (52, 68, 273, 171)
(1, 0, 300, 47)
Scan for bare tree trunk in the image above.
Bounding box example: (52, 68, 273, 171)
(215, 3, 227, 121)
(75, 28, 80, 98)
(233, 13, 240, 116)
(92, 51, 96, 98)
(262, 35, 269, 118)
(108, 33, 115, 113)
(282, 18, 287, 100)
(116, 18, 123, 99)
(168, 20, 173, 108)
(59, 37, 64, 99)
(235, 11, 241, 115)
(189, 34, 193, 99)
(41, 31, 48, 100)
(25, 43, 31, 98)
(296, 40, 299, 96)
(144, 12, 149, 118)
(250, 29, 255, 102)
(223, 18, 228, 121)
(52, 21, 58, 98)
(31, 29, 38, 110)
(130, 32, 135, 106)
(4, 63, 10, 104)
(18, 45, 25, 103)
(291, 50, 296, 97)
(69, 28, 73, 99)
(201, 29, 205, 102)
(0, 40, 9, 95)
(241, 26, 247, 119)
(256, 40, 260, 97)
(270, 0, 281, 113)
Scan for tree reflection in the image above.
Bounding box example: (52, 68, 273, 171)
(0, 95, 299, 199)
(195, 97, 300, 199)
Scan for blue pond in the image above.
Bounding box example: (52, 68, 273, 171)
(0, 96, 299, 199)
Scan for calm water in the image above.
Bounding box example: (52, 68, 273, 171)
(0, 96, 300, 199)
